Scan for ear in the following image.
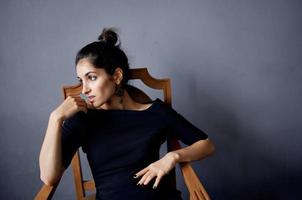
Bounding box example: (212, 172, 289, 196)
(113, 67, 123, 85)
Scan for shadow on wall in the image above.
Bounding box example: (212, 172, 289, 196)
(184, 78, 301, 199)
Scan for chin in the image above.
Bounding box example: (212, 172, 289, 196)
(93, 100, 106, 109)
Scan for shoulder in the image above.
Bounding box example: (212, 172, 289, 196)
(63, 111, 87, 129)
(152, 98, 179, 118)
(155, 98, 176, 110)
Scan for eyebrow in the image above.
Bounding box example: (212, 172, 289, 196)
(76, 71, 97, 79)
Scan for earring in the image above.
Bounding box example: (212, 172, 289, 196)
(114, 84, 124, 104)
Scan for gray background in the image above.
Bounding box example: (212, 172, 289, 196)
(0, 0, 301, 199)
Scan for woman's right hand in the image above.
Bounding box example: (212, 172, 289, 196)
(52, 95, 88, 121)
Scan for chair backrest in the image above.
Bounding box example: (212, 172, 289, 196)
(61, 67, 181, 200)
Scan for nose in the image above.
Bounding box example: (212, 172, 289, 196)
(82, 83, 91, 95)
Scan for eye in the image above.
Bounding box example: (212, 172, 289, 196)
(89, 75, 97, 81)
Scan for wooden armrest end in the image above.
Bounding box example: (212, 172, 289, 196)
(179, 162, 211, 200)
(34, 182, 59, 200)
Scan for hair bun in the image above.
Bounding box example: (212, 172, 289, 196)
(98, 27, 120, 47)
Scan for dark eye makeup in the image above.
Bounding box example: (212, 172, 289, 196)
(77, 75, 97, 82)
(89, 75, 97, 81)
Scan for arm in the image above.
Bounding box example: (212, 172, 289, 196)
(168, 138, 215, 163)
(134, 138, 215, 188)
(39, 95, 87, 186)
(135, 102, 215, 188)
(39, 112, 65, 186)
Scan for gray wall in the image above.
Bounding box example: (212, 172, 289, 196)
(1, 0, 301, 199)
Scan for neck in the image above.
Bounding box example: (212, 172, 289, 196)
(97, 90, 138, 110)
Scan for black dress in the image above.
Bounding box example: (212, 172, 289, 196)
(61, 98, 208, 200)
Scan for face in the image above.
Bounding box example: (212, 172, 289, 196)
(76, 58, 121, 109)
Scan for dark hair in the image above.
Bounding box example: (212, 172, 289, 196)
(75, 27, 130, 87)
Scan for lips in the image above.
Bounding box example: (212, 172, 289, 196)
(87, 95, 95, 102)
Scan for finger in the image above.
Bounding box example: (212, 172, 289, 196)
(137, 170, 152, 185)
(77, 101, 87, 107)
(74, 96, 85, 102)
(138, 171, 151, 185)
(153, 173, 164, 189)
(77, 104, 88, 113)
(72, 97, 88, 106)
(69, 94, 81, 99)
(86, 103, 94, 109)
(75, 100, 87, 107)
(134, 166, 149, 178)
(68, 96, 81, 103)
(143, 172, 156, 185)
(70, 94, 86, 100)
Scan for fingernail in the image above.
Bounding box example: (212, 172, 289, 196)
(137, 182, 140, 185)
(133, 174, 137, 178)
(153, 185, 157, 189)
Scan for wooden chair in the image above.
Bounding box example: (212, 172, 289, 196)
(35, 68, 211, 200)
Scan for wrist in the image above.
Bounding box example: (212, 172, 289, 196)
(50, 111, 64, 123)
(166, 151, 180, 164)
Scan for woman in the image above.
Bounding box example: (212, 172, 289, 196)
(39, 27, 215, 200)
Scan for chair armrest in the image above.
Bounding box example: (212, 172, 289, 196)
(179, 162, 211, 200)
(169, 137, 211, 200)
(34, 182, 59, 200)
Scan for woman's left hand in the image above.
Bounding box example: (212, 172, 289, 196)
(134, 152, 179, 189)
